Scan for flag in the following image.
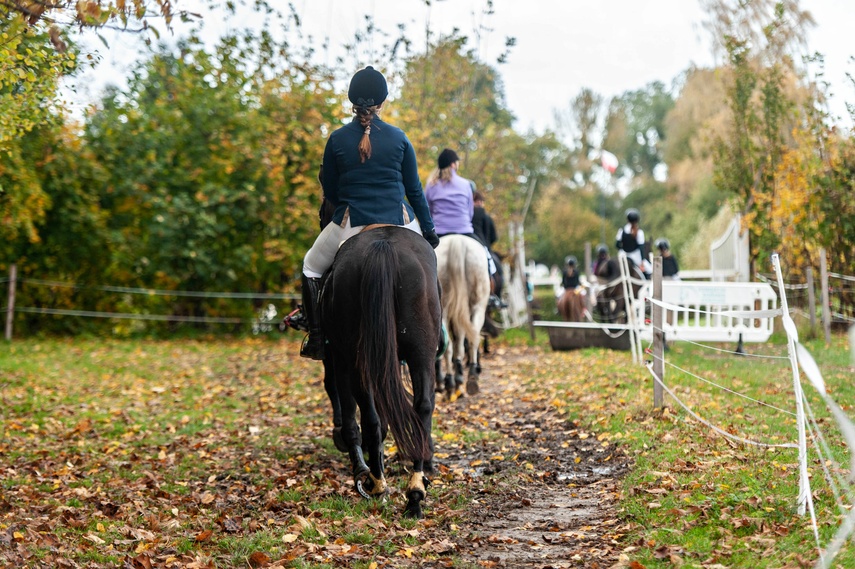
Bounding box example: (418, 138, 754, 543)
(600, 150, 618, 174)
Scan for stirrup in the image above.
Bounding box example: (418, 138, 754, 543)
(300, 334, 325, 360)
(282, 307, 308, 332)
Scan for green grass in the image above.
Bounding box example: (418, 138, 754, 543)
(523, 328, 855, 568)
(2, 332, 854, 567)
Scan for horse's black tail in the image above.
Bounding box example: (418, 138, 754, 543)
(356, 239, 429, 462)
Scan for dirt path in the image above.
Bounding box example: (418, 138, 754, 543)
(432, 345, 632, 568)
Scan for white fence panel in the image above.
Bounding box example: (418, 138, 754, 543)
(637, 281, 778, 343)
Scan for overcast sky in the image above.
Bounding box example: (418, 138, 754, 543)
(73, 0, 855, 132)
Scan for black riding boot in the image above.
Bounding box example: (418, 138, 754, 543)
(300, 275, 325, 360)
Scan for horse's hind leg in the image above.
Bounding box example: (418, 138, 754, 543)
(465, 330, 483, 396)
(405, 468, 429, 519)
(452, 358, 464, 391)
(442, 340, 457, 399)
(323, 358, 349, 453)
(334, 366, 371, 490)
(403, 357, 435, 519)
(354, 391, 388, 499)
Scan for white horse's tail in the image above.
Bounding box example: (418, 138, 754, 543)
(445, 237, 478, 341)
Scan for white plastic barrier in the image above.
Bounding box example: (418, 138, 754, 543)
(637, 281, 778, 343)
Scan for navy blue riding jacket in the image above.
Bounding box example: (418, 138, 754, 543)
(321, 117, 435, 233)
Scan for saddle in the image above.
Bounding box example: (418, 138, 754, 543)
(282, 224, 397, 334)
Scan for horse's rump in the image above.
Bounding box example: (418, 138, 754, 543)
(434, 234, 491, 396)
(322, 226, 440, 461)
(438, 236, 479, 340)
(557, 288, 587, 322)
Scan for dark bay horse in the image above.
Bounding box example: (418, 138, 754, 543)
(321, 225, 442, 518)
(594, 256, 643, 323)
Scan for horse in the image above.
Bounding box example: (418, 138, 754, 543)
(320, 225, 442, 519)
(434, 234, 491, 398)
(593, 256, 644, 323)
(557, 287, 589, 322)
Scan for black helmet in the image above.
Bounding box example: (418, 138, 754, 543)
(656, 238, 670, 251)
(564, 255, 577, 266)
(626, 208, 640, 223)
(348, 66, 388, 107)
(596, 244, 608, 257)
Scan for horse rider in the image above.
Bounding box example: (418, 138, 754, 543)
(424, 148, 499, 293)
(615, 208, 651, 279)
(656, 238, 681, 280)
(594, 244, 620, 283)
(561, 255, 581, 290)
(299, 66, 440, 360)
(472, 190, 506, 308)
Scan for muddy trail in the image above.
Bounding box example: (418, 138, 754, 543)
(430, 345, 632, 568)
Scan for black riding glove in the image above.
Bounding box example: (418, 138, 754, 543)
(423, 230, 440, 249)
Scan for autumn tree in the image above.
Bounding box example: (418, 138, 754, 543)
(603, 81, 675, 181)
(0, 12, 79, 271)
(84, 31, 338, 323)
(703, 0, 816, 273)
(391, 34, 564, 252)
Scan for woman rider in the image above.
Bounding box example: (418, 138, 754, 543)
(299, 66, 440, 360)
(424, 149, 497, 277)
(615, 208, 650, 278)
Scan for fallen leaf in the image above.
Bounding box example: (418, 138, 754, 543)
(248, 551, 270, 567)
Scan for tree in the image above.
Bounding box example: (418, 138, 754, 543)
(0, 119, 114, 334)
(553, 88, 603, 187)
(392, 34, 563, 250)
(0, 12, 79, 263)
(705, 0, 815, 273)
(0, 10, 78, 148)
(603, 81, 675, 181)
(530, 181, 604, 268)
(84, 32, 339, 323)
(3, 0, 200, 33)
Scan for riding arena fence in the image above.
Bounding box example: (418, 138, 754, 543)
(2, 265, 300, 340)
(645, 254, 855, 568)
(536, 251, 855, 568)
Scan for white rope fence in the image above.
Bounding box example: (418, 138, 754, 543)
(16, 277, 299, 300)
(3, 275, 299, 336)
(643, 253, 855, 568)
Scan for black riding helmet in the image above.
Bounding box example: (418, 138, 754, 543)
(626, 208, 640, 223)
(565, 255, 577, 266)
(596, 244, 608, 257)
(656, 238, 670, 251)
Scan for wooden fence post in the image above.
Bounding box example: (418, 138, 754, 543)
(806, 266, 816, 332)
(5, 264, 16, 342)
(652, 257, 664, 409)
(820, 248, 831, 345)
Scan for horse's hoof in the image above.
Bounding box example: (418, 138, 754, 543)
(466, 378, 479, 395)
(332, 428, 347, 453)
(404, 490, 425, 519)
(443, 373, 454, 394)
(354, 469, 372, 499)
(355, 470, 388, 500)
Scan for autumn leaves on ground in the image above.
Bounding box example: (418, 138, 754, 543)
(1, 333, 852, 568)
(0, 336, 634, 568)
